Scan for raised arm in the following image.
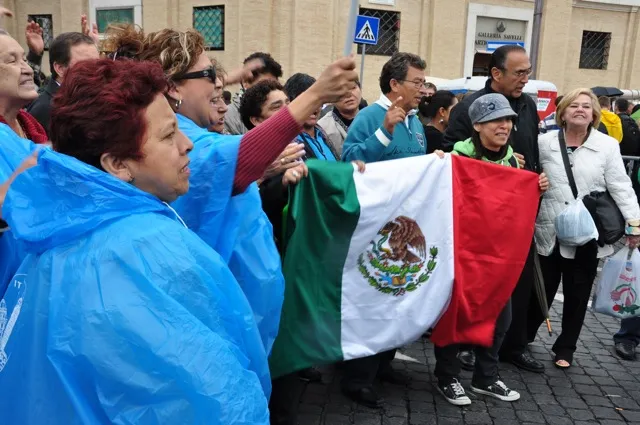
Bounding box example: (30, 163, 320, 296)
(232, 56, 358, 193)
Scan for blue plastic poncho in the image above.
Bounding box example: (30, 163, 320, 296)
(173, 114, 285, 355)
(0, 149, 270, 424)
(0, 124, 38, 297)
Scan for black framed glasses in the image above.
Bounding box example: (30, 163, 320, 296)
(174, 67, 217, 83)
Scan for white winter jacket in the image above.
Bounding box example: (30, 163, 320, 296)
(536, 129, 640, 259)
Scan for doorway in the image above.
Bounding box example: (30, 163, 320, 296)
(472, 52, 492, 76)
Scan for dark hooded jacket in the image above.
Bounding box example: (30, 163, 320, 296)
(443, 78, 541, 173)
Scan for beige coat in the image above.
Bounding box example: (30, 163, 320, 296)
(317, 113, 347, 158)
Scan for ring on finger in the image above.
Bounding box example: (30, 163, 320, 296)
(292, 171, 299, 178)
(281, 157, 287, 164)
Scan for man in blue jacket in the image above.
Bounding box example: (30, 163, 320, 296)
(342, 52, 428, 163)
(340, 52, 428, 408)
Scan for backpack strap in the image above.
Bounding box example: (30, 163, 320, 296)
(508, 155, 518, 168)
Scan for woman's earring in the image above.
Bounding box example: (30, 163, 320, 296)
(175, 99, 183, 110)
(439, 119, 444, 124)
(128, 174, 135, 184)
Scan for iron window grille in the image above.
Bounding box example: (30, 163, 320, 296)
(193, 6, 225, 51)
(28, 15, 53, 50)
(579, 30, 611, 70)
(356, 8, 400, 56)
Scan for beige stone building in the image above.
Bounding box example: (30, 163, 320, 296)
(4, 0, 640, 101)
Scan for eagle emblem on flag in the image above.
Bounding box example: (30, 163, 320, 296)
(357, 216, 438, 296)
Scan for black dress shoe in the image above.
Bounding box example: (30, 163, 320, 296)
(342, 386, 384, 408)
(298, 367, 322, 382)
(378, 366, 411, 385)
(615, 342, 637, 361)
(507, 352, 545, 373)
(458, 350, 475, 371)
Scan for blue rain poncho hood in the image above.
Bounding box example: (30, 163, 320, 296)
(0, 124, 38, 297)
(172, 114, 285, 355)
(0, 148, 271, 424)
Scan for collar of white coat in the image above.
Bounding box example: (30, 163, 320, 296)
(375, 94, 418, 130)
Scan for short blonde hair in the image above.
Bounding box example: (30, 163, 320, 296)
(556, 88, 601, 129)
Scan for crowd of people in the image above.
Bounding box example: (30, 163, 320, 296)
(0, 11, 639, 424)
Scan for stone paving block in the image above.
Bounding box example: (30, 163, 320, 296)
(611, 396, 640, 410)
(463, 412, 493, 424)
(581, 395, 614, 408)
(407, 413, 436, 425)
(408, 400, 435, 413)
(323, 413, 352, 425)
(433, 404, 463, 418)
(540, 404, 566, 416)
(598, 420, 627, 425)
(381, 416, 409, 425)
(383, 404, 408, 418)
(592, 406, 624, 420)
(531, 393, 558, 405)
(574, 383, 604, 396)
(566, 408, 596, 421)
(435, 417, 460, 425)
(487, 406, 516, 419)
(557, 397, 589, 410)
(584, 368, 610, 377)
(542, 415, 574, 425)
(548, 377, 573, 388)
(353, 412, 382, 425)
(298, 413, 322, 425)
(516, 410, 545, 423)
(568, 374, 595, 385)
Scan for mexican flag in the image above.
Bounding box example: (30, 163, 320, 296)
(269, 154, 539, 378)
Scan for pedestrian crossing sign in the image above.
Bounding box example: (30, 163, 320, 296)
(354, 15, 380, 45)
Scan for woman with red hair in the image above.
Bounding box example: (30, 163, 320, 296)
(0, 57, 304, 424)
(104, 26, 358, 358)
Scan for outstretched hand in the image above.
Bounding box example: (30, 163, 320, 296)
(26, 21, 45, 56)
(81, 14, 100, 45)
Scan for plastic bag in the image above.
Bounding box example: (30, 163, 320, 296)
(594, 247, 640, 318)
(554, 199, 599, 246)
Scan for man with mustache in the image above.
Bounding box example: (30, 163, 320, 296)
(442, 45, 545, 377)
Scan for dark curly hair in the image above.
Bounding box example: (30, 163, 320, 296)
(283, 73, 316, 102)
(243, 52, 283, 84)
(240, 80, 285, 131)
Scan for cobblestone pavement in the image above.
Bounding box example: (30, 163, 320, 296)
(297, 301, 640, 424)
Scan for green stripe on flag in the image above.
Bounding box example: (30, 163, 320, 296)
(269, 160, 361, 378)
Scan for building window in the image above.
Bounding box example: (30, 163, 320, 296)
(96, 8, 134, 33)
(579, 30, 611, 70)
(193, 6, 225, 50)
(356, 8, 400, 56)
(28, 15, 53, 50)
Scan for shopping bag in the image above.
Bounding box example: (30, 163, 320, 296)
(554, 199, 599, 246)
(594, 247, 640, 318)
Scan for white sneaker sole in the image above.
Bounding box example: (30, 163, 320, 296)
(471, 386, 520, 402)
(437, 387, 472, 406)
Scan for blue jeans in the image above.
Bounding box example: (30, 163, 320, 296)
(614, 317, 640, 347)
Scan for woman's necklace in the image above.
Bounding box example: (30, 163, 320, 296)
(14, 120, 26, 139)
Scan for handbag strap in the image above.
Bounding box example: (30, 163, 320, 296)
(558, 130, 579, 199)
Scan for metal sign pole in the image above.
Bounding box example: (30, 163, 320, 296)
(360, 44, 366, 88)
(343, 0, 359, 57)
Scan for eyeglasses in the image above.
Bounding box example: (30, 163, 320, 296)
(397, 79, 429, 89)
(174, 67, 217, 83)
(500, 68, 532, 78)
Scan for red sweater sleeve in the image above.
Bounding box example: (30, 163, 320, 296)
(233, 107, 301, 193)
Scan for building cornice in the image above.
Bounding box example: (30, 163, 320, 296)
(573, 0, 637, 13)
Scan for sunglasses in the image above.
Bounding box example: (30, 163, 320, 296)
(174, 67, 217, 83)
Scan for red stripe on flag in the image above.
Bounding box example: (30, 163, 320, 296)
(431, 155, 539, 347)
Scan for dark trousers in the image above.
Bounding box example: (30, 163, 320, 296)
(500, 241, 536, 357)
(527, 241, 598, 360)
(434, 299, 512, 387)
(341, 349, 396, 392)
(269, 373, 304, 425)
(614, 317, 640, 347)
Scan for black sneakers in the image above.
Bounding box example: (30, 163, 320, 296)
(471, 380, 520, 402)
(437, 378, 471, 406)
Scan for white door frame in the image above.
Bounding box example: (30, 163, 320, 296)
(463, 3, 534, 77)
